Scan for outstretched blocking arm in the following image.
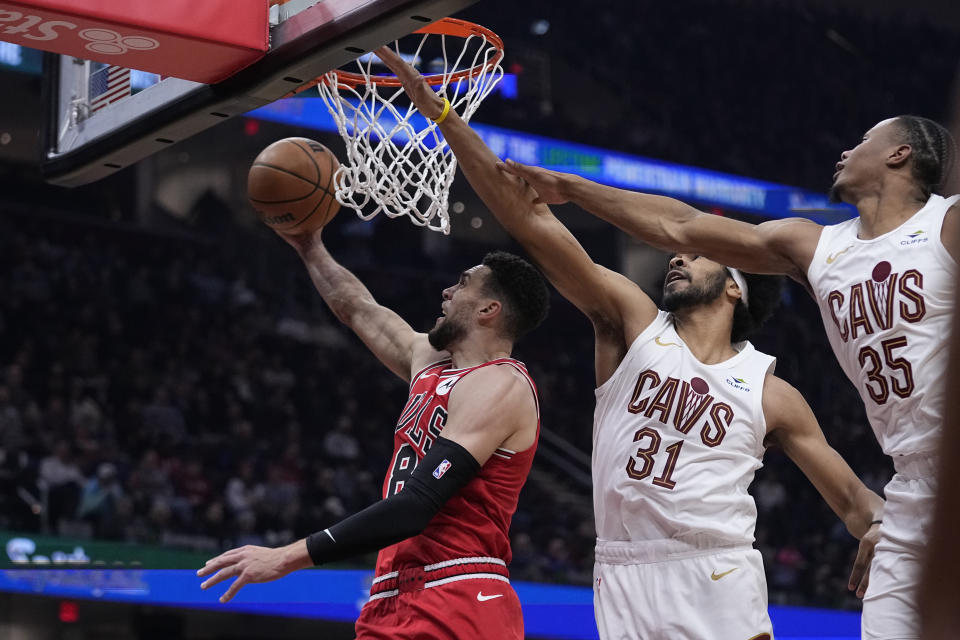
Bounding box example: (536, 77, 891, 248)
(500, 163, 824, 284)
(375, 47, 657, 350)
(197, 365, 536, 603)
(283, 229, 439, 381)
(762, 375, 884, 598)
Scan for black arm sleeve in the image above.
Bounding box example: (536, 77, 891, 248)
(305, 436, 481, 565)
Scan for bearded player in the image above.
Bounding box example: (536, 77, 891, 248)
(502, 117, 957, 639)
(198, 228, 549, 640)
(378, 47, 884, 639)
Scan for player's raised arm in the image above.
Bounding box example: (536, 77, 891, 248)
(761, 375, 885, 598)
(282, 229, 435, 381)
(374, 46, 656, 340)
(500, 162, 824, 284)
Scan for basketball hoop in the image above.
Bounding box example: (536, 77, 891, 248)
(315, 18, 504, 234)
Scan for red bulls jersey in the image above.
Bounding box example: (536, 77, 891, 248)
(374, 357, 539, 574)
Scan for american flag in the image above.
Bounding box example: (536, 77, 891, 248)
(89, 65, 131, 112)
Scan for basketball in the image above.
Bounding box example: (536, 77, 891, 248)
(872, 260, 892, 282)
(247, 137, 341, 234)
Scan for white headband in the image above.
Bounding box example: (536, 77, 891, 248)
(727, 268, 749, 308)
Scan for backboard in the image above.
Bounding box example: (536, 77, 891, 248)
(40, 0, 478, 187)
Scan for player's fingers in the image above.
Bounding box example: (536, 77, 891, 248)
(374, 50, 442, 116)
(856, 570, 870, 599)
(375, 48, 413, 83)
(497, 161, 527, 185)
(847, 566, 861, 591)
(220, 574, 249, 604)
(374, 46, 426, 88)
(847, 558, 863, 590)
(847, 545, 873, 591)
(216, 546, 248, 559)
(200, 563, 242, 591)
(503, 158, 530, 176)
(495, 162, 533, 188)
(505, 161, 544, 187)
(373, 46, 403, 71)
(198, 556, 229, 577)
(507, 161, 553, 192)
(199, 548, 244, 575)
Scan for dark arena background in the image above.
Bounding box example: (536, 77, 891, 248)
(0, 0, 958, 638)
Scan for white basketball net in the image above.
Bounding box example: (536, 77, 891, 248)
(317, 25, 503, 234)
(678, 387, 711, 429)
(872, 278, 891, 315)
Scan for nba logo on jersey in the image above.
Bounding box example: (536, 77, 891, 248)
(433, 460, 452, 479)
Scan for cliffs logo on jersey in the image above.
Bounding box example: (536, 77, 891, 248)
(900, 229, 929, 246)
(827, 261, 925, 343)
(725, 376, 751, 392)
(626, 371, 733, 447)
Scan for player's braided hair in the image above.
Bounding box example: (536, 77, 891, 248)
(730, 272, 784, 343)
(481, 251, 550, 341)
(895, 115, 957, 197)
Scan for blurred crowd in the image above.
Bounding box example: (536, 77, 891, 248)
(0, 210, 596, 587)
(0, 206, 891, 610)
(468, 0, 960, 192)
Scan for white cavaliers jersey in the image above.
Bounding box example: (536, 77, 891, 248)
(593, 311, 776, 546)
(806, 194, 958, 457)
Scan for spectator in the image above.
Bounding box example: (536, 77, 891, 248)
(225, 458, 264, 519)
(77, 462, 125, 537)
(0, 386, 24, 452)
(172, 457, 211, 527)
(142, 388, 186, 446)
(128, 449, 174, 508)
(323, 415, 360, 462)
(38, 440, 84, 525)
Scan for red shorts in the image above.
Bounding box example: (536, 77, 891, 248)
(354, 558, 523, 640)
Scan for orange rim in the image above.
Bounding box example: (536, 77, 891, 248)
(329, 17, 503, 89)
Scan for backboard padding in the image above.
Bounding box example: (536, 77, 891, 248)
(42, 0, 478, 187)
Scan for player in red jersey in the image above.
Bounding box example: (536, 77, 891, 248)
(198, 230, 549, 640)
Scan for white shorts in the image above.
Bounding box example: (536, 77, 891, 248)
(593, 539, 772, 640)
(861, 453, 937, 640)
